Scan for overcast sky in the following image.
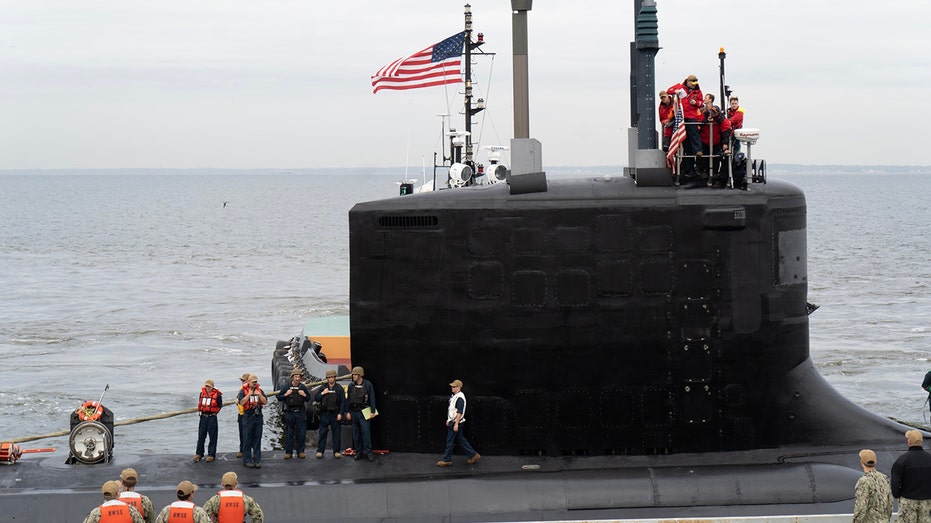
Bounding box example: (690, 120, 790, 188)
(2, 0, 929, 170)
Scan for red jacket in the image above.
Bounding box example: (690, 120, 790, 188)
(658, 102, 675, 138)
(667, 82, 704, 119)
(728, 107, 744, 129)
(700, 115, 732, 146)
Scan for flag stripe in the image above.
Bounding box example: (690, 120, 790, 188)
(372, 32, 465, 94)
(372, 64, 462, 93)
(666, 100, 686, 170)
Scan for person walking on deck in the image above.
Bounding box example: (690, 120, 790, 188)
(436, 379, 480, 467)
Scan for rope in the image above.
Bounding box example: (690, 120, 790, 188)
(924, 394, 929, 426)
(10, 374, 354, 444)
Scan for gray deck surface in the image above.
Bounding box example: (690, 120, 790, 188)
(0, 444, 896, 522)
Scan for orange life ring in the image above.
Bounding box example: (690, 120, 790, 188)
(77, 401, 104, 421)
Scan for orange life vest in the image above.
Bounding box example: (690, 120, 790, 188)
(198, 387, 222, 414)
(237, 384, 250, 415)
(243, 388, 264, 411)
(217, 490, 246, 523)
(166, 500, 195, 522)
(98, 499, 133, 523)
(118, 491, 143, 515)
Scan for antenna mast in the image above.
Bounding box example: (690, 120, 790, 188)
(463, 4, 485, 167)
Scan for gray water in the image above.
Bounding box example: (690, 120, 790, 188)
(0, 172, 391, 455)
(791, 172, 931, 424)
(1, 171, 929, 458)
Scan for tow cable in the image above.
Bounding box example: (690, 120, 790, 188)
(5, 374, 355, 450)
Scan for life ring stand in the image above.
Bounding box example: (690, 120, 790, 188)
(77, 401, 104, 422)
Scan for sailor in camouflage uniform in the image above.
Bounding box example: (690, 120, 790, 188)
(891, 430, 931, 523)
(853, 449, 893, 523)
(83, 481, 145, 523)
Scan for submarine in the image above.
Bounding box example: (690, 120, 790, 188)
(0, 2, 921, 522)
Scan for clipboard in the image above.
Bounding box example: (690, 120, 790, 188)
(362, 406, 378, 420)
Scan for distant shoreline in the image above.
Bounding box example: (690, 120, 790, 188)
(1, 165, 929, 176)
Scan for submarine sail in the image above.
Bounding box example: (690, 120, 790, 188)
(348, 0, 906, 457)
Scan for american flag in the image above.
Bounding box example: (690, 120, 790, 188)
(371, 32, 465, 94)
(665, 99, 686, 170)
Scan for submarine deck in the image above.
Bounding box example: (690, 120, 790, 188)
(0, 443, 907, 522)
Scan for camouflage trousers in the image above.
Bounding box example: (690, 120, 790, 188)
(898, 497, 931, 523)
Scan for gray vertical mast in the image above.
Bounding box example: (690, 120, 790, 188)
(464, 4, 474, 165)
(718, 47, 727, 112)
(508, 0, 544, 190)
(463, 4, 485, 168)
(633, 0, 659, 150)
(510, 0, 531, 140)
(626, 0, 670, 186)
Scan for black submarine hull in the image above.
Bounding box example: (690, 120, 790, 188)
(349, 176, 907, 457)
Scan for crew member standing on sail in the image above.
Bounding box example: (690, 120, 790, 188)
(314, 368, 347, 459)
(202, 471, 264, 523)
(275, 368, 310, 459)
(237, 374, 266, 468)
(658, 90, 675, 151)
(346, 366, 376, 462)
(436, 379, 480, 467)
(699, 105, 732, 180)
(667, 75, 704, 177)
(727, 96, 745, 153)
(82, 481, 144, 523)
(194, 379, 222, 463)
(118, 468, 155, 523)
(891, 430, 931, 523)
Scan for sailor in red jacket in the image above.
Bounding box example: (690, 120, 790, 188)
(667, 74, 704, 175)
(658, 90, 675, 151)
(727, 95, 745, 152)
(193, 379, 222, 463)
(699, 105, 732, 181)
